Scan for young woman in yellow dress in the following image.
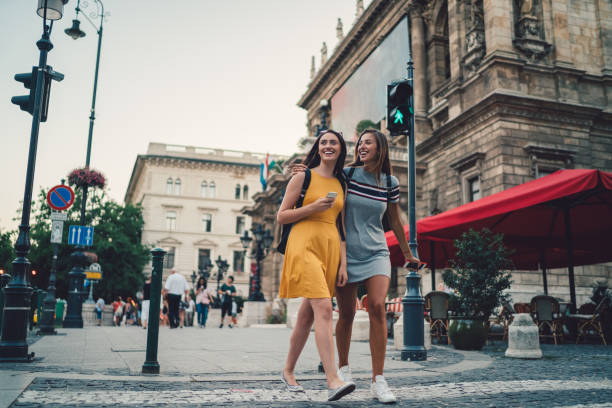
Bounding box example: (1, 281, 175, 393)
(278, 129, 355, 401)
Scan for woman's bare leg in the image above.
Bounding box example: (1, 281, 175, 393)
(335, 283, 358, 368)
(310, 298, 344, 388)
(283, 299, 314, 385)
(365, 275, 390, 381)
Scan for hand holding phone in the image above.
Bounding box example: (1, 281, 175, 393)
(326, 192, 337, 199)
(404, 261, 426, 271)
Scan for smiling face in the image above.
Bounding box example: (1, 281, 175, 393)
(318, 131, 341, 163)
(357, 132, 378, 164)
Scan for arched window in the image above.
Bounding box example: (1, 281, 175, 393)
(209, 181, 216, 198)
(201, 181, 207, 198)
(166, 178, 173, 194)
(243, 185, 249, 200)
(235, 184, 241, 200)
(174, 178, 181, 195)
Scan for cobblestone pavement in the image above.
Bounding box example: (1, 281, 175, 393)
(2, 327, 611, 407)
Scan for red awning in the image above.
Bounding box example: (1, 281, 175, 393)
(414, 169, 612, 270)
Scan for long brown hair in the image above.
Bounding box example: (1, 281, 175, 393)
(349, 128, 392, 182)
(303, 129, 347, 180)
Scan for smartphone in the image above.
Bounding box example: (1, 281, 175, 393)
(404, 261, 426, 270)
(326, 192, 338, 199)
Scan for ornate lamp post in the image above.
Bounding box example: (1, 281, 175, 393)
(248, 224, 273, 302)
(315, 99, 329, 136)
(214, 256, 229, 301)
(190, 271, 197, 288)
(0, 0, 69, 362)
(199, 257, 212, 281)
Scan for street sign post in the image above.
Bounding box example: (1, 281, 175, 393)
(68, 225, 94, 246)
(85, 262, 102, 281)
(46, 184, 75, 211)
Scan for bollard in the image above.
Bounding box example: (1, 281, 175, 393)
(401, 271, 427, 361)
(142, 248, 166, 374)
(0, 274, 12, 332)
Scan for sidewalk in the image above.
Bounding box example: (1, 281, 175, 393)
(1, 325, 611, 407)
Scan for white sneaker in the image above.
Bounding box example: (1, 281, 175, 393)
(337, 365, 353, 383)
(371, 375, 396, 404)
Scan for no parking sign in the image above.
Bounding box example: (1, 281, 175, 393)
(46, 184, 75, 211)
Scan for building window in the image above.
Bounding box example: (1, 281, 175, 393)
(236, 216, 245, 235)
(209, 181, 216, 198)
(174, 178, 181, 195)
(235, 184, 241, 200)
(166, 178, 173, 194)
(243, 185, 249, 200)
(536, 166, 557, 179)
(468, 177, 481, 202)
(202, 213, 212, 232)
(166, 211, 177, 231)
(233, 250, 245, 273)
(201, 181, 207, 198)
(198, 249, 211, 272)
(163, 247, 175, 269)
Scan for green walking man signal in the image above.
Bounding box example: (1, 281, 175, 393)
(386, 80, 414, 136)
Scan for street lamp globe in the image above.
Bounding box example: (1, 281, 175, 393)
(37, 0, 69, 20)
(65, 19, 86, 39)
(263, 229, 274, 250)
(252, 224, 263, 242)
(240, 230, 252, 249)
(320, 99, 328, 108)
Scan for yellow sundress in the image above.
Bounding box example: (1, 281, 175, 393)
(279, 171, 344, 299)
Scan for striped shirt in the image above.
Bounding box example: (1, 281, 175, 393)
(343, 167, 400, 267)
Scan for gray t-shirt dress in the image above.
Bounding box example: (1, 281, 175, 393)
(343, 167, 400, 283)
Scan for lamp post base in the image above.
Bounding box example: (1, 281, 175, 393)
(401, 347, 427, 361)
(141, 361, 160, 375)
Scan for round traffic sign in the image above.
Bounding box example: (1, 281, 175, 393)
(46, 184, 75, 211)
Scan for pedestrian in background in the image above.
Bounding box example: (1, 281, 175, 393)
(141, 276, 151, 330)
(164, 269, 189, 329)
(195, 277, 214, 328)
(112, 296, 124, 327)
(186, 294, 195, 327)
(95, 297, 105, 326)
(218, 276, 236, 328)
(278, 129, 355, 401)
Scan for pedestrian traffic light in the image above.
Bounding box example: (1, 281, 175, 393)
(386, 80, 414, 135)
(11, 67, 38, 116)
(11, 66, 64, 122)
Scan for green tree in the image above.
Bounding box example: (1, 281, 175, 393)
(0, 230, 15, 274)
(442, 228, 513, 320)
(356, 119, 380, 134)
(27, 187, 150, 302)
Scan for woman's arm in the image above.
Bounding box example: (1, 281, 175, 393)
(387, 202, 420, 265)
(277, 172, 334, 225)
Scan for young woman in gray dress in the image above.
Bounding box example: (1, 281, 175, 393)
(292, 128, 420, 403)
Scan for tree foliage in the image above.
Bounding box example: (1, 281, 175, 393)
(356, 119, 380, 133)
(26, 187, 150, 302)
(0, 230, 15, 273)
(442, 228, 513, 320)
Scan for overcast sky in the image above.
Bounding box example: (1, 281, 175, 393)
(0, 0, 372, 231)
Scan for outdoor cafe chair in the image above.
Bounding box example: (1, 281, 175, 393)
(425, 291, 451, 344)
(490, 301, 514, 341)
(570, 298, 608, 345)
(530, 295, 563, 345)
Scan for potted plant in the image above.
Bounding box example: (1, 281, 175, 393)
(442, 228, 513, 350)
(67, 168, 106, 189)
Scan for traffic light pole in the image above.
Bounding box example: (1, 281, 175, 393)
(401, 15, 426, 362)
(0, 25, 54, 362)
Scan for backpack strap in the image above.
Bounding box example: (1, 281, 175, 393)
(295, 168, 311, 208)
(386, 173, 392, 202)
(347, 167, 356, 182)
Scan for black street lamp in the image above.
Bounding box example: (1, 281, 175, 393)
(199, 257, 212, 281)
(190, 271, 197, 288)
(214, 256, 229, 299)
(62, 0, 107, 329)
(248, 224, 273, 302)
(0, 0, 69, 362)
(314, 99, 329, 136)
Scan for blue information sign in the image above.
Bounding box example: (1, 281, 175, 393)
(68, 225, 94, 246)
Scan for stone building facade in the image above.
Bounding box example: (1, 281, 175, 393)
(261, 0, 612, 306)
(124, 143, 284, 296)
